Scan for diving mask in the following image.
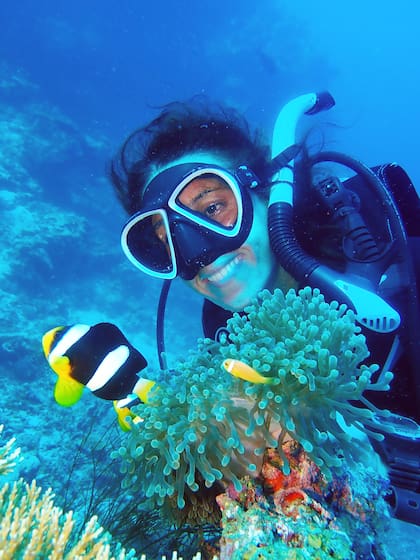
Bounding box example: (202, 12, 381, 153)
(121, 163, 258, 280)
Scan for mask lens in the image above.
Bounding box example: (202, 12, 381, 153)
(122, 166, 247, 279)
(173, 172, 240, 233)
(121, 210, 175, 278)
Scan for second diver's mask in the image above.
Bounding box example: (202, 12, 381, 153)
(121, 163, 259, 280)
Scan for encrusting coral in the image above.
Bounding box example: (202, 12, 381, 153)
(116, 287, 393, 518)
(215, 441, 391, 559)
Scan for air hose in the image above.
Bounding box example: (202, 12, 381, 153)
(268, 202, 319, 281)
(268, 92, 401, 333)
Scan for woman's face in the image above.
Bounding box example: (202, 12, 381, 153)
(184, 186, 276, 311)
(149, 152, 276, 311)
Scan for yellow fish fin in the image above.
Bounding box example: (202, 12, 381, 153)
(133, 378, 157, 404)
(42, 326, 64, 357)
(114, 401, 133, 431)
(223, 359, 275, 384)
(113, 401, 142, 431)
(49, 355, 72, 377)
(54, 377, 84, 407)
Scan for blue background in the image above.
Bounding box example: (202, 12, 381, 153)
(2, 0, 419, 176)
(1, 0, 420, 554)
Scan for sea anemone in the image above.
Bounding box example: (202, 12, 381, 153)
(116, 342, 261, 513)
(221, 287, 393, 476)
(115, 287, 392, 511)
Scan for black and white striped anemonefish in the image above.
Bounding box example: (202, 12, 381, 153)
(42, 322, 156, 430)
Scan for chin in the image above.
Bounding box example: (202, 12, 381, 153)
(209, 286, 258, 312)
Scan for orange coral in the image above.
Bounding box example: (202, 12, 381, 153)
(261, 442, 326, 497)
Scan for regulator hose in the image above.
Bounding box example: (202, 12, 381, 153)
(268, 201, 318, 281)
(269, 150, 407, 286)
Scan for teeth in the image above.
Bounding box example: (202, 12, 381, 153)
(207, 256, 241, 283)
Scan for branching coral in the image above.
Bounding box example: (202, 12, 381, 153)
(117, 287, 393, 513)
(0, 478, 127, 559)
(0, 425, 21, 476)
(0, 427, 132, 559)
(0, 472, 206, 559)
(0, 426, 207, 559)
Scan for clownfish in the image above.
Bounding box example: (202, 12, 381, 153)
(222, 358, 275, 384)
(42, 322, 156, 429)
(112, 393, 147, 432)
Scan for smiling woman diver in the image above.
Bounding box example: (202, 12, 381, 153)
(109, 92, 420, 525)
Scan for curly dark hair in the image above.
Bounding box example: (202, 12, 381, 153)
(109, 96, 271, 215)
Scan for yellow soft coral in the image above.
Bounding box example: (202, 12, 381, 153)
(0, 425, 21, 476)
(0, 425, 134, 559)
(0, 426, 208, 559)
(0, 477, 134, 559)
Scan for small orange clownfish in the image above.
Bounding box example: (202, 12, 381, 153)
(42, 322, 156, 430)
(222, 358, 275, 384)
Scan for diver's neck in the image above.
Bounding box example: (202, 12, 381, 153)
(266, 265, 298, 293)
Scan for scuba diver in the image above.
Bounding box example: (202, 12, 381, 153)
(109, 92, 420, 526)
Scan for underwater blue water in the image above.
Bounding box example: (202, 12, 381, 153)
(1, 0, 420, 557)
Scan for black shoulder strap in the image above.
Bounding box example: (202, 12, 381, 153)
(202, 299, 235, 341)
(375, 163, 420, 237)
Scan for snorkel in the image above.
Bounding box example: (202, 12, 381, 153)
(268, 92, 401, 334)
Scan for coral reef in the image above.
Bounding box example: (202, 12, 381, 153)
(0, 65, 407, 558)
(0, 425, 21, 476)
(0, 427, 135, 559)
(117, 287, 392, 508)
(0, 91, 108, 371)
(216, 441, 391, 559)
(0, 425, 209, 559)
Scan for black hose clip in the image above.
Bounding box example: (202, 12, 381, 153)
(373, 431, 420, 525)
(313, 174, 381, 262)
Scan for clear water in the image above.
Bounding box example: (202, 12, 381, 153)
(1, 0, 419, 557)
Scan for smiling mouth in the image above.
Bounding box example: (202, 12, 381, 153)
(204, 255, 242, 283)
